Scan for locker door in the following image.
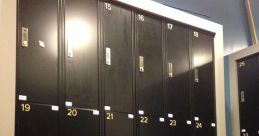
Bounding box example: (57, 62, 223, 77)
(164, 21, 191, 136)
(138, 116, 165, 136)
(135, 13, 163, 116)
(165, 118, 193, 136)
(63, 108, 99, 136)
(65, 0, 99, 109)
(105, 112, 134, 136)
(17, 103, 59, 136)
(102, 2, 134, 113)
(17, 0, 58, 104)
(190, 29, 216, 136)
(237, 56, 259, 136)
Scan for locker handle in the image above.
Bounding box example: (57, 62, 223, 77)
(105, 47, 111, 65)
(194, 68, 199, 83)
(139, 56, 144, 72)
(168, 62, 173, 78)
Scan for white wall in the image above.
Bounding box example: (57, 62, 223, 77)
(0, 0, 16, 135)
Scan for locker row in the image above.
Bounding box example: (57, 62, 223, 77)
(16, 0, 216, 136)
(16, 102, 216, 136)
(237, 55, 259, 136)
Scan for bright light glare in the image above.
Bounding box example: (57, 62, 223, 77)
(66, 19, 92, 48)
(194, 55, 210, 67)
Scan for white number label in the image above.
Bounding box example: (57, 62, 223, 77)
(138, 14, 145, 22)
(167, 23, 173, 30)
(105, 3, 112, 11)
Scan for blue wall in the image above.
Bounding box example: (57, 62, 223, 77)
(153, 0, 259, 55)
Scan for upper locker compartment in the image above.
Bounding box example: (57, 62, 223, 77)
(190, 29, 216, 136)
(163, 21, 192, 136)
(17, 0, 58, 104)
(135, 12, 163, 117)
(65, 0, 99, 109)
(102, 1, 134, 114)
(237, 56, 259, 136)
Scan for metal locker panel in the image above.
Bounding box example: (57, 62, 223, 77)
(65, 0, 99, 109)
(105, 112, 134, 136)
(138, 116, 165, 136)
(190, 29, 216, 136)
(135, 12, 163, 116)
(63, 108, 99, 136)
(103, 2, 134, 113)
(17, 0, 58, 104)
(237, 56, 259, 136)
(17, 103, 59, 136)
(164, 21, 191, 136)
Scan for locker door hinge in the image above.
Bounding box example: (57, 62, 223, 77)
(139, 56, 144, 72)
(194, 68, 199, 83)
(241, 91, 245, 102)
(168, 62, 173, 78)
(239, 61, 246, 67)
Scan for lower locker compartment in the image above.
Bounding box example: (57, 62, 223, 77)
(63, 108, 99, 136)
(17, 103, 59, 136)
(138, 116, 165, 136)
(105, 112, 134, 136)
(195, 120, 216, 136)
(165, 118, 192, 136)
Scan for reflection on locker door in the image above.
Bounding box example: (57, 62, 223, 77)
(138, 116, 165, 136)
(190, 29, 216, 136)
(17, 103, 59, 136)
(63, 108, 99, 136)
(164, 21, 191, 136)
(17, 0, 58, 104)
(102, 2, 134, 113)
(65, 0, 99, 109)
(135, 12, 163, 116)
(105, 112, 134, 136)
(237, 56, 259, 136)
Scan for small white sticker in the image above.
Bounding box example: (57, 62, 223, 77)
(159, 118, 165, 122)
(187, 120, 192, 125)
(194, 117, 199, 121)
(19, 95, 27, 101)
(138, 110, 144, 115)
(51, 106, 59, 111)
(128, 114, 134, 119)
(65, 101, 72, 107)
(39, 40, 45, 48)
(211, 123, 216, 127)
(93, 110, 99, 115)
(168, 113, 173, 118)
(104, 106, 111, 111)
(242, 129, 246, 133)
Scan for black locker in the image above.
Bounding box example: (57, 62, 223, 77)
(190, 29, 216, 136)
(17, 103, 59, 136)
(102, 2, 134, 113)
(135, 12, 164, 116)
(138, 116, 165, 136)
(63, 108, 99, 136)
(65, 0, 99, 109)
(237, 56, 259, 136)
(17, 0, 58, 104)
(164, 21, 191, 136)
(105, 112, 134, 136)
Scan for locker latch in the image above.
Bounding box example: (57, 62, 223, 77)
(194, 68, 199, 83)
(22, 27, 29, 47)
(168, 62, 173, 78)
(67, 40, 73, 58)
(139, 56, 144, 72)
(241, 91, 245, 102)
(105, 48, 111, 65)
